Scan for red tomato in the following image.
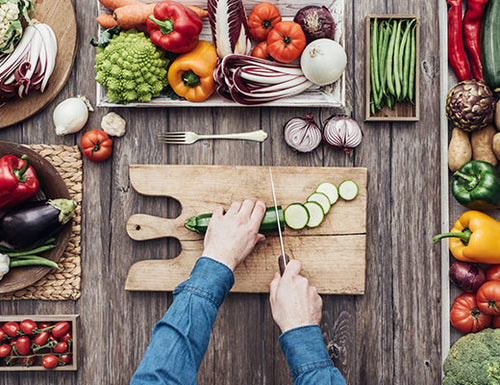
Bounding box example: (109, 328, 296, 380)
(450, 293, 491, 333)
(16, 336, 31, 356)
(487, 265, 500, 282)
(37, 322, 52, 329)
(42, 354, 59, 369)
(247, 2, 282, 41)
(0, 330, 6, 341)
(0, 344, 11, 357)
(51, 322, 70, 339)
(3, 322, 20, 337)
(34, 331, 49, 346)
(54, 341, 68, 354)
(20, 319, 37, 335)
(61, 331, 72, 343)
(22, 356, 35, 366)
(81, 129, 113, 162)
(251, 41, 274, 61)
(266, 21, 306, 63)
(477, 281, 500, 315)
(60, 353, 72, 364)
(493, 316, 500, 328)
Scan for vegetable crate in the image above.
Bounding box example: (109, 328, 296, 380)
(364, 15, 420, 122)
(96, 0, 346, 108)
(0, 315, 78, 371)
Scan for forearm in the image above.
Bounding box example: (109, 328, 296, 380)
(130, 257, 234, 385)
(280, 325, 346, 385)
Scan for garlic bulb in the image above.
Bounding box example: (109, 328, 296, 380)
(53, 96, 93, 136)
(101, 112, 126, 137)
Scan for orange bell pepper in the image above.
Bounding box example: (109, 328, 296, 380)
(167, 41, 217, 102)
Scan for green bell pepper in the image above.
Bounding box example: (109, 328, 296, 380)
(451, 160, 500, 210)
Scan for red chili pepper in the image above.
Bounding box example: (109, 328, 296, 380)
(0, 155, 39, 210)
(146, 0, 203, 54)
(448, 0, 472, 81)
(463, 0, 488, 81)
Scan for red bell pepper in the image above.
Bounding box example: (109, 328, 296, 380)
(448, 0, 472, 81)
(146, 0, 203, 53)
(0, 155, 39, 210)
(463, 0, 488, 81)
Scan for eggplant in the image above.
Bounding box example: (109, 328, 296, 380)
(0, 199, 76, 250)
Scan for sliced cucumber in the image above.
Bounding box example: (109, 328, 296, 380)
(284, 203, 309, 230)
(315, 182, 339, 205)
(338, 180, 359, 201)
(306, 192, 331, 215)
(304, 201, 325, 228)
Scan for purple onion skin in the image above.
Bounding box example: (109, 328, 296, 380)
(449, 261, 486, 293)
(294, 6, 336, 44)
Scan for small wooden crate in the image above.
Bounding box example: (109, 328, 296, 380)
(365, 15, 420, 122)
(0, 315, 78, 371)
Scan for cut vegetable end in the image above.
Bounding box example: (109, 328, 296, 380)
(284, 203, 309, 230)
(338, 180, 359, 201)
(306, 192, 331, 215)
(303, 201, 325, 228)
(315, 182, 339, 205)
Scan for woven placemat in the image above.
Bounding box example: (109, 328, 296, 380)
(0, 144, 82, 300)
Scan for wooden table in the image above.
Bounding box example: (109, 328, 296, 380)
(0, 0, 441, 383)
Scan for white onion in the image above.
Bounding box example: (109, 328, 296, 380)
(323, 116, 362, 153)
(300, 39, 346, 86)
(283, 115, 322, 153)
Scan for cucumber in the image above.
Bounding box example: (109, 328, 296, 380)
(306, 192, 331, 215)
(481, 0, 500, 92)
(284, 203, 309, 230)
(315, 182, 339, 205)
(338, 180, 359, 201)
(303, 202, 324, 228)
(184, 206, 284, 235)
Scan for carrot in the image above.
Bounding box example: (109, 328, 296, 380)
(99, 0, 140, 11)
(187, 5, 208, 18)
(113, 3, 156, 29)
(97, 14, 118, 29)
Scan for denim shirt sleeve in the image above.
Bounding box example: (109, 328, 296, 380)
(130, 257, 234, 385)
(279, 325, 346, 385)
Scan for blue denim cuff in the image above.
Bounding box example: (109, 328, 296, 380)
(279, 325, 334, 379)
(173, 257, 234, 308)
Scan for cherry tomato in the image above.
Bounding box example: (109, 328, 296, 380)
(0, 344, 11, 357)
(37, 322, 52, 329)
(247, 2, 282, 41)
(20, 319, 37, 335)
(51, 322, 70, 339)
(0, 330, 7, 341)
(42, 354, 59, 369)
(81, 129, 113, 162)
(450, 293, 491, 333)
(53, 341, 68, 354)
(477, 281, 500, 315)
(16, 336, 31, 356)
(3, 322, 20, 337)
(22, 356, 35, 366)
(60, 353, 72, 364)
(487, 265, 500, 282)
(61, 331, 72, 343)
(34, 331, 49, 346)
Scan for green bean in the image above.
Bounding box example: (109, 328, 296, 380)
(386, 20, 398, 97)
(6, 244, 56, 257)
(408, 26, 416, 103)
(379, 22, 391, 98)
(399, 21, 411, 99)
(372, 19, 380, 95)
(370, 22, 380, 110)
(9, 257, 60, 270)
(387, 93, 395, 110)
(393, 20, 402, 100)
(44, 237, 56, 245)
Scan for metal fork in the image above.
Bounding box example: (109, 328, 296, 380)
(158, 130, 268, 144)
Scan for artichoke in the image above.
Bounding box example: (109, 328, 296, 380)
(446, 80, 496, 132)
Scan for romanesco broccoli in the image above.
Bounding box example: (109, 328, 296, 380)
(443, 328, 500, 385)
(95, 29, 169, 104)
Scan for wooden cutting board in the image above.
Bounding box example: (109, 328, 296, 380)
(125, 165, 367, 294)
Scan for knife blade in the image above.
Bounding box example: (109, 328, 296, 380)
(269, 167, 287, 274)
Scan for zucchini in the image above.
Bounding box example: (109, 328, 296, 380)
(304, 202, 324, 228)
(184, 206, 284, 235)
(306, 192, 331, 215)
(315, 182, 339, 205)
(481, 0, 500, 92)
(284, 203, 309, 230)
(338, 180, 359, 201)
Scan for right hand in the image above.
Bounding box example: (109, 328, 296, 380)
(269, 260, 323, 333)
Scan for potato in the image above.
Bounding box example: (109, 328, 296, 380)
(448, 127, 471, 172)
(493, 132, 500, 161)
(471, 125, 498, 166)
(496, 100, 500, 130)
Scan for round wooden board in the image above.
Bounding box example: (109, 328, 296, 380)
(0, 0, 77, 130)
(0, 142, 72, 294)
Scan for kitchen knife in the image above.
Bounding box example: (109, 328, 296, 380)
(269, 167, 288, 275)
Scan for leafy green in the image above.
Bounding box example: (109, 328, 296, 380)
(90, 26, 120, 48)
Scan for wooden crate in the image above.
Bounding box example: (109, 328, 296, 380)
(0, 315, 78, 371)
(365, 15, 420, 122)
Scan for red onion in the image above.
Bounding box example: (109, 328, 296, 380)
(323, 116, 362, 153)
(294, 6, 336, 44)
(449, 261, 486, 293)
(283, 114, 322, 153)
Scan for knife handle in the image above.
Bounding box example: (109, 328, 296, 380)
(278, 254, 290, 276)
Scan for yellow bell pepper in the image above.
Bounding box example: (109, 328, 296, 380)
(168, 41, 217, 102)
(433, 210, 500, 264)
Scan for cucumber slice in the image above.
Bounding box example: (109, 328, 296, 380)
(284, 203, 309, 230)
(306, 192, 331, 215)
(315, 182, 339, 205)
(304, 201, 325, 228)
(338, 180, 359, 201)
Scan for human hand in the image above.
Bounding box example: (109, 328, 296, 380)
(202, 200, 266, 271)
(269, 260, 323, 333)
